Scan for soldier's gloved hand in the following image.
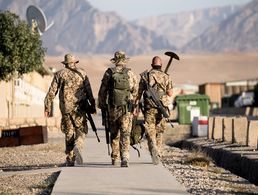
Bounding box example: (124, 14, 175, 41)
(99, 103, 107, 110)
(44, 111, 50, 117)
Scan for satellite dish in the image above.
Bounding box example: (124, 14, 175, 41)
(26, 5, 54, 35)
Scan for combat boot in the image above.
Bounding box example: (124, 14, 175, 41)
(151, 149, 160, 165)
(65, 156, 75, 167)
(73, 145, 83, 165)
(121, 158, 129, 167)
(112, 159, 120, 167)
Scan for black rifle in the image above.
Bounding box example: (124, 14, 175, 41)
(66, 67, 100, 142)
(140, 71, 173, 127)
(85, 100, 100, 142)
(101, 107, 110, 155)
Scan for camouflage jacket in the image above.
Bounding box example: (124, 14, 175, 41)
(138, 68, 173, 108)
(44, 64, 94, 115)
(98, 65, 138, 109)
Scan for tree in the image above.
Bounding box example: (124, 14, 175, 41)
(0, 10, 46, 81)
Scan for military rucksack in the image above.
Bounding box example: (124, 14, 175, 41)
(130, 118, 145, 157)
(130, 119, 145, 145)
(108, 67, 130, 107)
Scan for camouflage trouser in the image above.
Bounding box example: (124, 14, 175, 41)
(61, 110, 87, 162)
(143, 108, 166, 156)
(110, 112, 133, 162)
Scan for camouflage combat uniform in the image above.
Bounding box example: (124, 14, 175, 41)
(44, 60, 95, 166)
(138, 67, 173, 162)
(98, 60, 138, 166)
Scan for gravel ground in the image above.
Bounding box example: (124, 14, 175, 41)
(0, 137, 258, 195)
(0, 139, 65, 171)
(0, 138, 65, 195)
(0, 171, 60, 195)
(162, 145, 258, 195)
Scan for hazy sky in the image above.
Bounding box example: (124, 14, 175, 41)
(87, 0, 251, 20)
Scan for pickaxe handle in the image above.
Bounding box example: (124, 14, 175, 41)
(164, 58, 173, 74)
(164, 51, 180, 74)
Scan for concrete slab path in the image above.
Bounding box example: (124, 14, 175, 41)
(52, 115, 188, 195)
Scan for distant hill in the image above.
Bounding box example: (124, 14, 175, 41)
(183, 0, 258, 52)
(0, 0, 173, 55)
(134, 6, 239, 49)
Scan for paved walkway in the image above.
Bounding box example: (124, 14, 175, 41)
(52, 115, 188, 195)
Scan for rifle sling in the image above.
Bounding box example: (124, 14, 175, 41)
(66, 67, 85, 81)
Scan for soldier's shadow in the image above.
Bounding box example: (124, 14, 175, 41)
(76, 162, 153, 168)
(80, 162, 116, 168)
(0, 163, 64, 171)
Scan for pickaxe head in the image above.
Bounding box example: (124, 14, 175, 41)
(164, 51, 179, 73)
(165, 51, 180, 60)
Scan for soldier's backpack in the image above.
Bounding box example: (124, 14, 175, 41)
(108, 67, 130, 107)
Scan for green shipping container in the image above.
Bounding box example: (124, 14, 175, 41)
(175, 94, 210, 124)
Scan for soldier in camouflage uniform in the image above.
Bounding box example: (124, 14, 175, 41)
(98, 51, 138, 167)
(136, 56, 173, 165)
(44, 54, 96, 166)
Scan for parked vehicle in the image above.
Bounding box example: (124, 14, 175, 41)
(234, 91, 255, 107)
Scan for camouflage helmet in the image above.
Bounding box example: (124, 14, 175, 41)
(110, 51, 129, 65)
(61, 53, 79, 65)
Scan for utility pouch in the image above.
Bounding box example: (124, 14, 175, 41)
(109, 106, 125, 121)
(127, 100, 135, 113)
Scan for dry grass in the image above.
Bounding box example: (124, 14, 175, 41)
(208, 166, 224, 174)
(183, 149, 212, 167)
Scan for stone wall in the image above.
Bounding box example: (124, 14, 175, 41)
(208, 116, 258, 149)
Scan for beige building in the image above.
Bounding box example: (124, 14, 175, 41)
(199, 78, 258, 108)
(0, 72, 60, 118)
(199, 83, 225, 108)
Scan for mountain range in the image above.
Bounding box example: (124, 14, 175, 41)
(134, 5, 239, 49)
(0, 0, 257, 55)
(182, 0, 258, 52)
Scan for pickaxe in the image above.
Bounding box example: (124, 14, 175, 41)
(164, 51, 180, 74)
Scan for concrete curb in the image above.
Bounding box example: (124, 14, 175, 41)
(182, 137, 258, 185)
